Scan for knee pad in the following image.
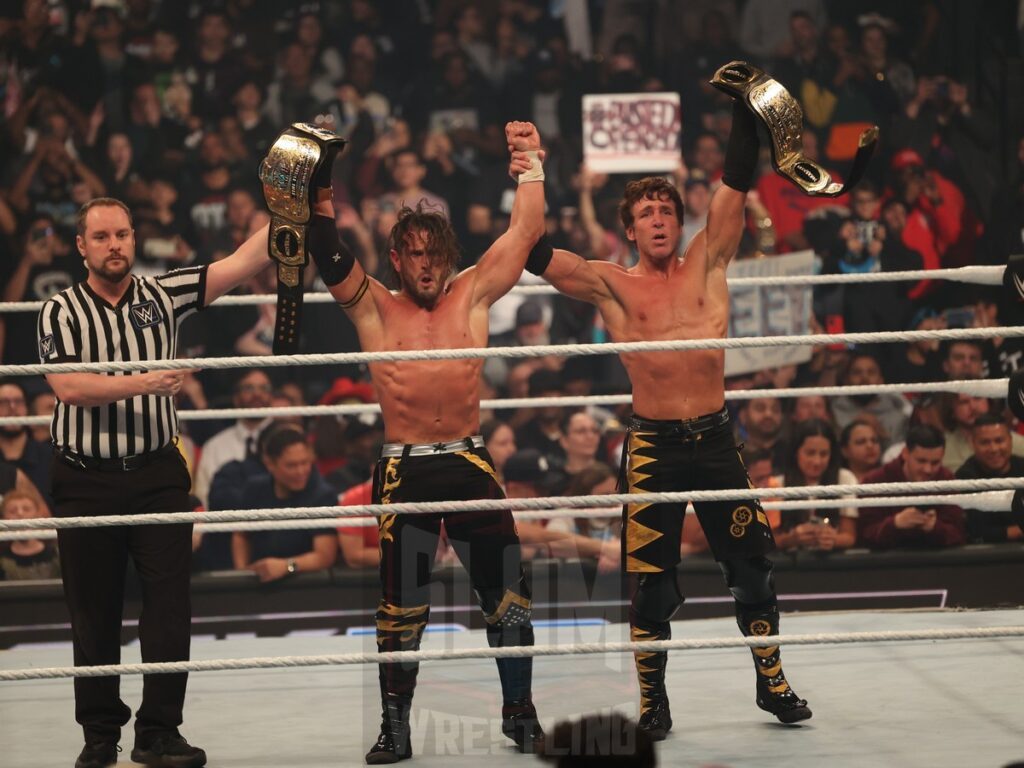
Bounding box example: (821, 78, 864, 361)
(631, 569, 684, 626)
(479, 572, 533, 629)
(719, 556, 775, 607)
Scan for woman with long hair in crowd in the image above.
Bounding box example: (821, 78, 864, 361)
(772, 419, 858, 551)
(839, 418, 883, 481)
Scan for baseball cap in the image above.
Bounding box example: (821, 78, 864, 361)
(318, 377, 376, 405)
(504, 450, 551, 484)
(515, 301, 544, 328)
(890, 148, 925, 171)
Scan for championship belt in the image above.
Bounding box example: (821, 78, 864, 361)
(710, 61, 878, 197)
(259, 123, 346, 354)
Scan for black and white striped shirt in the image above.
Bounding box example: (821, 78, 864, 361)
(37, 266, 208, 458)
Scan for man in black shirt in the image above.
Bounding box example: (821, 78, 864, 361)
(954, 414, 1024, 543)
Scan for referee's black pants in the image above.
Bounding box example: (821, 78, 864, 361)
(52, 449, 193, 746)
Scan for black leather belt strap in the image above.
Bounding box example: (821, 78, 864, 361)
(56, 442, 178, 472)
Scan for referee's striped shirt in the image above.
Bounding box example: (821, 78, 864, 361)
(37, 266, 208, 459)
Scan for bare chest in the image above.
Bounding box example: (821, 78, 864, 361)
(380, 298, 484, 351)
(613, 279, 728, 341)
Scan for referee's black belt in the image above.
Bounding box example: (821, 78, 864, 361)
(56, 442, 178, 472)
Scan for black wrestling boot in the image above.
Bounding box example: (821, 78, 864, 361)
(636, 698, 673, 742)
(501, 699, 545, 753)
(630, 620, 673, 741)
(365, 697, 413, 764)
(130, 733, 206, 767)
(74, 742, 119, 768)
(738, 607, 812, 724)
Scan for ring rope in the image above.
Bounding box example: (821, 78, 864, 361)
(0, 326, 1019, 377)
(2, 478, 1020, 532)
(1, 625, 1021, 682)
(0, 266, 1004, 314)
(0, 378, 1007, 428)
(0, 491, 1013, 542)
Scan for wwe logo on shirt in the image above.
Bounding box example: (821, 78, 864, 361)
(130, 300, 162, 330)
(38, 335, 55, 360)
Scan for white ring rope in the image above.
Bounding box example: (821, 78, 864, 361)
(2, 478, 1020, 533)
(1, 625, 1021, 682)
(0, 326, 1019, 377)
(0, 491, 1013, 542)
(0, 379, 1008, 428)
(0, 266, 1004, 314)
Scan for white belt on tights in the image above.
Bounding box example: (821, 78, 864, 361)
(379, 435, 485, 458)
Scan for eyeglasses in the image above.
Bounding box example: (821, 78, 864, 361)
(0, 398, 27, 409)
(237, 383, 272, 394)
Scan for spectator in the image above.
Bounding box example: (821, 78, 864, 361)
(858, 425, 966, 549)
(504, 449, 617, 570)
(324, 414, 384, 495)
(736, 391, 786, 469)
(231, 79, 276, 161)
(876, 196, 938, 301)
(378, 149, 450, 219)
(738, 0, 827, 64)
(133, 176, 197, 277)
(772, 10, 840, 135)
(938, 394, 1024, 472)
(294, 9, 344, 84)
(183, 9, 243, 121)
(857, 21, 916, 115)
(954, 414, 1024, 543)
(264, 41, 335, 127)
(940, 339, 985, 380)
(547, 463, 621, 546)
(839, 418, 882, 481)
(202, 423, 299, 572)
(790, 394, 833, 426)
(0, 379, 53, 509)
(102, 131, 147, 207)
(482, 418, 517, 487)
(0, 489, 60, 581)
(831, 351, 911, 448)
(28, 389, 56, 443)
(515, 368, 567, 463)
(232, 427, 338, 582)
(2, 216, 87, 364)
(561, 411, 602, 477)
(884, 309, 945, 385)
(681, 171, 711, 252)
(772, 419, 857, 551)
(336, 479, 379, 569)
(193, 369, 274, 507)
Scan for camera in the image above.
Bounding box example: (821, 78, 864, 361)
(942, 306, 975, 328)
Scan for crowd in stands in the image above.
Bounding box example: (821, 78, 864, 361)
(1, 0, 1023, 580)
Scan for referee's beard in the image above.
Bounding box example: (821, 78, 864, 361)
(92, 254, 133, 284)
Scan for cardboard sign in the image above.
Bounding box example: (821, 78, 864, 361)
(582, 92, 681, 173)
(725, 250, 815, 376)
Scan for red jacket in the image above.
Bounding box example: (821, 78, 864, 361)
(857, 458, 965, 549)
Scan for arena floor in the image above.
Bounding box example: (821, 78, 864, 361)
(1, 609, 1022, 768)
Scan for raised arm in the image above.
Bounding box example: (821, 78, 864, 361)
(204, 223, 272, 305)
(705, 100, 760, 274)
(506, 154, 621, 308)
(466, 121, 546, 308)
(307, 188, 386, 345)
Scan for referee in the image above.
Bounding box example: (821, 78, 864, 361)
(37, 196, 285, 768)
